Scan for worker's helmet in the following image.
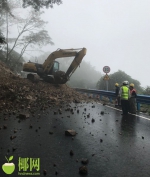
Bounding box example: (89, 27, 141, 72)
(122, 81, 129, 85)
(130, 83, 134, 87)
(115, 83, 119, 86)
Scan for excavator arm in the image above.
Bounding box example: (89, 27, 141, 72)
(43, 48, 87, 83)
(64, 48, 87, 79)
(43, 48, 86, 74)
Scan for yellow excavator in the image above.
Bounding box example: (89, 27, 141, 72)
(23, 48, 87, 84)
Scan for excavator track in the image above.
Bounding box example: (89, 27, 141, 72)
(27, 73, 39, 83)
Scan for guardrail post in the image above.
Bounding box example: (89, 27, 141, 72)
(109, 97, 112, 103)
(137, 103, 140, 111)
(100, 95, 102, 100)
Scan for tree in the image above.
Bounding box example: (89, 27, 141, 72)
(22, 0, 62, 11)
(0, 0, 13, 44)
(97, 70, 143, 93)
(0, 48, 24, 73)
(0, 0, 12, 15)
(4, 10, 54, 62)
(143, 86, 150, 95)
(0, 31, 5, 44)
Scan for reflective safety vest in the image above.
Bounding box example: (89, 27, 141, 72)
(121, 86, 129, 100)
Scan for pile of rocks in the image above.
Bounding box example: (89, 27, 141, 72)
(0, 61, 90, 114)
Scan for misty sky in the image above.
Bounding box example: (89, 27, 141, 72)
(9, 0, 150, 88)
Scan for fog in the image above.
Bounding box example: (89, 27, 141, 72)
(39, 0, 150, 88)
(31, 52, 101, 89)
(8, 0, 150, 88)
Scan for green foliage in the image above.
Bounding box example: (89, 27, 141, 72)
(23, 30, 54, 46)
(22, 0, 62, 11)
(97, 70, 143, 93)
(142, 86, 150, 95)
(0, 49, 24, 73)
(0, 0, 12, 16)
(0, 31, 5, 44)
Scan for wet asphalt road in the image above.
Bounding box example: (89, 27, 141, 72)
(0, 102, 150, 177)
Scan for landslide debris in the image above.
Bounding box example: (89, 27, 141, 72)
(0, 61, 89, 114)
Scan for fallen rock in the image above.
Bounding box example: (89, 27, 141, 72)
(91, 118, 95, 123)
(49, 132, 53, 135)
(81, 158, 89, 165)
(14, 130, 17, 133)
(3, 125, 7, 129)
(43, 170, 47, 175)
(79, 166, 88, 175)
(87, 113, 90, 118)
(101, 111, 104, 115)
(29, 124, 33, 129)
(70, 150, 74, 156)
(19, 113, 29, 119)
(10, 136, 16, 140)
(12, 147, 17, 152)
(65, 130, 76, 136)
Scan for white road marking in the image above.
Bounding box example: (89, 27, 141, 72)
(97, 102, 150, 121)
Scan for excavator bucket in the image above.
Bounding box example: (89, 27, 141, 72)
(65, 48, 87, 79)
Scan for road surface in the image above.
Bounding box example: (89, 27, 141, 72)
(0, 102, 150, 177)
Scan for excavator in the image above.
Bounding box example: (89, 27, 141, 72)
(23, 47, 87, 84)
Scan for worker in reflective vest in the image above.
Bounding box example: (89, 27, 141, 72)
(119, 81, 130, 115)
(129, 83, 137, 114)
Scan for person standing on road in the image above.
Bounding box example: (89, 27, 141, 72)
(115, 83, 121, 106)
(119, 81, 130, 115)
(129, 83, 137, 114)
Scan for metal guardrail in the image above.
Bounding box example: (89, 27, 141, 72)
(74, 88, 150, 111)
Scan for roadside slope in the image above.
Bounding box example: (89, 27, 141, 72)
(0, 61, 89, 114)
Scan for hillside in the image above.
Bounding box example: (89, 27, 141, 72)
(0, 61, 90, 114)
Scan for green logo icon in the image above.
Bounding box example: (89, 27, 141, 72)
(2, 156, 15, 174)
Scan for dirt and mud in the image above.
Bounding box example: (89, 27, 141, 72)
(0, 61, 92, 114)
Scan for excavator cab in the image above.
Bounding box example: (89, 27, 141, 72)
(43, 61, 61, 83)
(52, 61, 59, 73)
